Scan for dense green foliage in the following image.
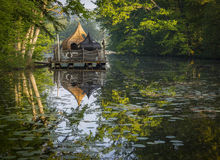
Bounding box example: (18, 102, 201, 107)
(0, 0, 88, 69)
(96, 0, 220, 58)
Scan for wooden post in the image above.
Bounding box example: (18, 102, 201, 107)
(53, 70, 57, 84)
(54, 42, 57, 61)
(57, 34, 61, 62)
(82, 48, 84, 62)
(102, 39, 106, 61)
(97, 48, 100, 61)
(57, 71, 60, 97)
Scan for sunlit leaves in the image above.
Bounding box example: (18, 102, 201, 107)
(0, 0, 90, 67)
(96, 0, 220, 57)
(140, 82, 176, 97)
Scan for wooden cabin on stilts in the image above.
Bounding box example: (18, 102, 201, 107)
(51, 22, 106, 69)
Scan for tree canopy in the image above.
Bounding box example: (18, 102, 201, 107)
(0, 0, 89, 68)
(95, 0, 220, 58)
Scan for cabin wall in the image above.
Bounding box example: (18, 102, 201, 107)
(60, 49, 106, 62)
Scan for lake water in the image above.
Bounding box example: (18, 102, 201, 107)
(0, 55, 219, 159)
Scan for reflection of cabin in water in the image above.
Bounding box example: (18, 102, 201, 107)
(52, 22, 106, 69)
(54, 70, 105, 106)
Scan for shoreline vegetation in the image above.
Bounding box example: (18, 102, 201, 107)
(108, 52, 220, 61)
(0, 0, 219, 71)
(95, 0, 220, 59)
(0, 0, 89, 70)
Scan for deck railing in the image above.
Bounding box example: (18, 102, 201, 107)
(54, 49, 106, 62)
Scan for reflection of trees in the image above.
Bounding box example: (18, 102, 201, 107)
(134, 117, 220, 160)
(90, 56, 177, 157)
(17, 71, 45, 120)
(0, 69, 55, 159)
(29, 72, 45, 119)
(1, 56, 218, 159)
(100, 55, 220, 159)
(21, 72, 37, 120)
(93, 55, 216, 158)
(98, 89, 162, 140)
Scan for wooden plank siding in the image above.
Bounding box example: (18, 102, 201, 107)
(60, 49, 106, 62)
(52, 47, 106, 69)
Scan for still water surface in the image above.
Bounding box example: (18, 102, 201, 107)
(0, 55, 220, 159)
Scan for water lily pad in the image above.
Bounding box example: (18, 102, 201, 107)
(95, 143, 106, 147)
(170, 140, 182, 143)
(23, 147, 34, 150)
(8, 138, 18, 141)
(173, 143, 184, 146)
(154, 140, 165, 144)
(137, 137, 148, 140)
(63, 155, 77, 159)
(166, 136, 176, 139)
(0, 124, 7, 128)
(170, 117, 184, 120)
(108, 117, 118, 121)
(23, 137, 34, 141)
(112, 132, 120, 135)
(147, 142, 156, 145)
(132, 144, 146, 148)
(4, 156, 16, 159)
(120, 124, 132, 126)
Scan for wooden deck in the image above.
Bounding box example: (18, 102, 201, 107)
(50, 61, 106, 69)
(51, 48, 106, 69)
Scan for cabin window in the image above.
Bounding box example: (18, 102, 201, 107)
(71, 43, 78, 50)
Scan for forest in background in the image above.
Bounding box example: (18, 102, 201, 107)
(0, 0, 219, 70)
(59, 18, 104, 43)
(95, 0, 220, 58)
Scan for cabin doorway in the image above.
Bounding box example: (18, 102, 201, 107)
(71, 43, 78, 50)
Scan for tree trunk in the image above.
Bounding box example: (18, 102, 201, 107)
(26, 26, 34, 65)
(21, 27, 32, 58)
(26, 0, 47, 65)
(15, 42, 21, 56)
(29, 72, 45, 119)
(26, 0, 47, 64)
(27, 27, 40, 65)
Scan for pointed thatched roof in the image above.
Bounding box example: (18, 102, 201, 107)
(80, 83, 100, 98)
(80, 33, 101, 51)
(67, 85, 86, 106)
(62, 22, 87, 50)
(62, 82, 86, 106)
